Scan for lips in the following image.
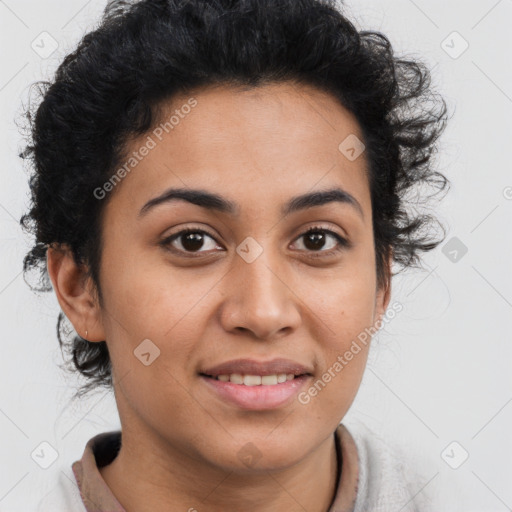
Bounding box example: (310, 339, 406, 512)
(199, 357, 313, 378)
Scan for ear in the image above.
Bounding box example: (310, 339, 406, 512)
(46, 244, 105, 342)
(373, 249, 392, 326)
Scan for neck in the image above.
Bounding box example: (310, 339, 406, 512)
(100, 426, 340, 512)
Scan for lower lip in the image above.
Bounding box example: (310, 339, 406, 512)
(200, 375, 311, 410)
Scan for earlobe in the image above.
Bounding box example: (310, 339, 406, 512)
(46, 245, 105, 342)
(377, 277, 392, 320)
(374, 251, 393, 325)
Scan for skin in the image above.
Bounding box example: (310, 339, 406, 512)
(47, 82, 391, 512)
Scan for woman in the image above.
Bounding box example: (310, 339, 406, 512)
(22, 0, 449, 510)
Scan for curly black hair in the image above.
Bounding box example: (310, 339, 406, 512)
(19, 0, 450, 399)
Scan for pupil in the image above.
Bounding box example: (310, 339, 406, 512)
(305, 231, 325, 251)
(182, 232, 204, 251)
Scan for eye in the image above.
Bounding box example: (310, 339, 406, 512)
(160, 228, 223, 256)
(160, 225, 351, 258)
(291, 226, 350, 256)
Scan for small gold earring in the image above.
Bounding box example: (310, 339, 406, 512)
(85, 330, 88, 339)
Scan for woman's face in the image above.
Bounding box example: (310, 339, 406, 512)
(90, 82, 390, 471)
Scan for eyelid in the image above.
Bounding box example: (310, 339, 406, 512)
(292, 221, 348, 242)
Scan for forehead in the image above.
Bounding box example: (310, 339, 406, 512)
(108, 81, 370, 218)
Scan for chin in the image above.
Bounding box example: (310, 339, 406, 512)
(208, 434, 312, 474)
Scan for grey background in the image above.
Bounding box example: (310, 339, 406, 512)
(0, 0, 511, 510)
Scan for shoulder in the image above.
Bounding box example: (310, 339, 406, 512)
(36, 465, 87, 512)
(342, 420, 437, 512)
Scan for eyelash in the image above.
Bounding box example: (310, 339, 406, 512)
(160, 225, 351, 258)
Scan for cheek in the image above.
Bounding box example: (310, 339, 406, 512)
(100, 243, 215, 336)
(302, 265, 377, 394)
(98, 260, 208, 424)
(97, 252, 226, 411)
(298, 283, 374, 421)
(306, 263, 377, 339)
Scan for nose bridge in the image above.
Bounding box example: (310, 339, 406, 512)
(239, 247, 283, 304)
(220, 237, 301, 338)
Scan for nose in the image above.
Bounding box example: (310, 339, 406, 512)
(218, 249, 302, 340)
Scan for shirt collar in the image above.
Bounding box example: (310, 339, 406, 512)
(72, 423, 359, 512)
(72, 431, 125, 512)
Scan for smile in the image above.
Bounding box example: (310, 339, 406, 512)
(200, 373, 312, 410)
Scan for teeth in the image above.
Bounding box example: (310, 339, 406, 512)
(212, 373, 299, 385)
(230, 373, 244, 384)
(244, 375, 261, 386)
(261, 375, 277, 385)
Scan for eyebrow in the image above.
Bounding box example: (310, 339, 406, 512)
(138, 186, 364, 220)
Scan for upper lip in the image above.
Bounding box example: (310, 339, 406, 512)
(200, 358, 313, 377)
